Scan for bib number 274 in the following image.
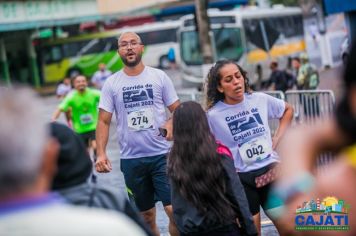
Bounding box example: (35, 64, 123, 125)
(131, 116, 149, 126)
(127, 109, 154, 131)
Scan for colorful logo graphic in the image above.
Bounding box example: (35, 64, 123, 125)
(295, 197, 350, 231)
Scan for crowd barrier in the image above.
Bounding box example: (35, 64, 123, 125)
(176, 89, 337, 167)
(285, 90, 335, 125)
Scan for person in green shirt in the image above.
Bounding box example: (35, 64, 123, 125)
(52, 75, 100, 156)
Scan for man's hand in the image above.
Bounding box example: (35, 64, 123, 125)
(163, 118, 173, 141)
(95, 153, 112, 173)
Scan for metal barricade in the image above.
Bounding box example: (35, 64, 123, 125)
(286, 90, 336, 169)
(177, 90, 203, 104)
(285, 90, 335, 125)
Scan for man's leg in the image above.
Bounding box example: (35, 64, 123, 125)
(141, 207, 160, 236)
(163, 205, 179, 236)
(239, 178, 262, 235)
(121, 158, 159, 235)
(150, 154, 179, 236)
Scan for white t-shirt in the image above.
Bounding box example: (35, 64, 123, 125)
(91, 70, 112, 89)
(99, 66, 178, 159)
(56, 83, 71, 97)
(207, 92, 285, 172)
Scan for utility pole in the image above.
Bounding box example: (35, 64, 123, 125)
(194, 0, 214, 64)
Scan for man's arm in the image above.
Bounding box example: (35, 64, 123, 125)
(51, 108, 62, 122)
(164, 100, 180, 141)
(95, 108, 113, 173)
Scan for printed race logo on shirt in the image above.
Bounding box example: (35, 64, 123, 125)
(225, 108, 271, 165)
(122, 84, 155, 131)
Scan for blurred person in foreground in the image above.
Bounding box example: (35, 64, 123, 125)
(168, 101, 257, 236)
(271, 41, 356, 235)
(0, 87, 146, 236)
(49, 122, 154, 236)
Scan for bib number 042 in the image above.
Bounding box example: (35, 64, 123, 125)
(245, 145, 265, 159)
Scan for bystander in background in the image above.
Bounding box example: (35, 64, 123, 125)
(268, 61, 294, 92)
(56, 77, 72, 99)
(91, 63, 112, 90)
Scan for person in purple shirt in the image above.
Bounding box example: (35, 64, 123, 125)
(206, 60, 293, 235)
(95, 32, 180, 236)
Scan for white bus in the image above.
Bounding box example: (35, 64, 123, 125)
(38, 20, 181, 83)
(129, 20, 181, 69)
(178, 6, 306, 87)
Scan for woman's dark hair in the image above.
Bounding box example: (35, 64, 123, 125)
(206, 59, 250, 109)
(336, 40, 356, 142)
(167, 101, 237, 223)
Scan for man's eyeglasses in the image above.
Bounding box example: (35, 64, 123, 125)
(119, 41, 142, 49)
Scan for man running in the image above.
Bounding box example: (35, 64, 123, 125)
(95, 32, 179, 236)
(52, 75, 100, 157)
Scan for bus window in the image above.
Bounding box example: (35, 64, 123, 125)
(180, 31, 202, 65)
(44, 46, 63, 63)
(180, 28, 243, 65)
(63, 42, 81, 58)
(139, 28, 177, 45)
(215, 28, 243, 61)
(81, 39, 107, 55)
(243, 19, 265, 51)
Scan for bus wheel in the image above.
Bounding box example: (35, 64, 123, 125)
(159, 55, 170, 69)
(68, 69, 81, 78)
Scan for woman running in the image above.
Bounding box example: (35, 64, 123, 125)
(206, 60, 294, 234)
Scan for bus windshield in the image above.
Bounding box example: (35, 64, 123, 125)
(180, 27, 243, 65)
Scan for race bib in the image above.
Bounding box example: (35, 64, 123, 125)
(127, 108, 154, 131)
(239, 135, 272, 165)
(80, 114, 94, 125)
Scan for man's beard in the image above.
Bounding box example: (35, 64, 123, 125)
(122, 53, 142, 67)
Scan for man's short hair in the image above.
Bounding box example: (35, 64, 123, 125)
(292, 57, 300, 63)
(270, 61, 278, 68)
(0, 87, 48, 196)
(117, 32, 142, 44)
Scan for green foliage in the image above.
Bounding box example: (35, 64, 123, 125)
(269, 0, 299, 6)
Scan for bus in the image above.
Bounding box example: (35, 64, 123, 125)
(178, 6, 305, 87)
(37, 20, 181, 83)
